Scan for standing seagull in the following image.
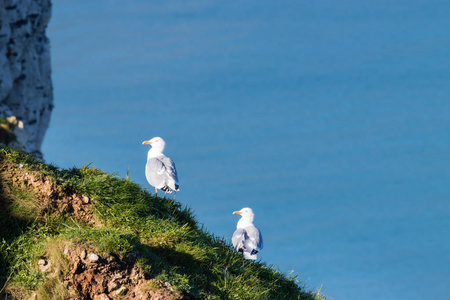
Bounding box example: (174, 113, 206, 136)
(232, 207, 263, 260)
(142, 137, 179, 197)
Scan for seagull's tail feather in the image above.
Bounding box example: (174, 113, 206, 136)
(243, 252, 257, 260)
(161, 186, 173, 193)
(250, 249, 259, 255)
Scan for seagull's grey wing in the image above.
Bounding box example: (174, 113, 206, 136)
(145, 158, 166, 188)
(245, 225, 263, 251)
(160, 155, 179, 190)
(232, 228, 248, 252)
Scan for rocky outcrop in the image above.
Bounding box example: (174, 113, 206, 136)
(0, 0, 53, 158)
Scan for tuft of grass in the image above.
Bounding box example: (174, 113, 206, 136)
(7, 185, 40, 222)
(35, 238, 71, 299)
(62, 221, 136, 259)
(0, 146, 326, 299)
(0, 225, 47, 294)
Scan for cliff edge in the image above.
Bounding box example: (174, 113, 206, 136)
(0, 0, 53, 158)
(0, 147, 324, 299)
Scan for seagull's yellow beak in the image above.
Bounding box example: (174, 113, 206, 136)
(142, 140, 152, 145)
(233, 211, 242, 215)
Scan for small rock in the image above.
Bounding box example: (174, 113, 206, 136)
(82, 195, 90, 203)
(108, 281, 118, 292)
(80, 249, 87, 259)
(19, 163, 24, 169)
(63, 247, 70, 256)
(114, 286, 128, 296)
(89, 253, 99, 262)
(93, 294, 110, 300)
(38, 259, 51, 272)
(114, 273, 123, 280)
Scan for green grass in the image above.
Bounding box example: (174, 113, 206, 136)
(0, 146, 325, 299)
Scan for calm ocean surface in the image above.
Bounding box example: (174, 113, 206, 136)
(42, 1, 450, 299)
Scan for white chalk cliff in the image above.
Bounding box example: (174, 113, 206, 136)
(0, 0, 53, 158)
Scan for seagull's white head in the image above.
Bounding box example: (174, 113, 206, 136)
(142, 137, 166, 153)
(233, 207, 255, 223)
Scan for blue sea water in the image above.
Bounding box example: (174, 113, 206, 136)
(42, 1, 450, 299)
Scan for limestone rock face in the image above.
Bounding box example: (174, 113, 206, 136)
(0, 0, 53, 158)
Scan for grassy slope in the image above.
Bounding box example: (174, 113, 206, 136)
(0, 147, 324, 299)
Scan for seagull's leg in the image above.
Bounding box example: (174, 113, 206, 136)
(164, 190, 167, 199)
(155, 187, 158, 198)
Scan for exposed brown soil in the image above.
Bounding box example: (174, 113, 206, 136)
(0, 161, 95, 224)
(59, 244, 185, 300)
(0, 160, 94, 225)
